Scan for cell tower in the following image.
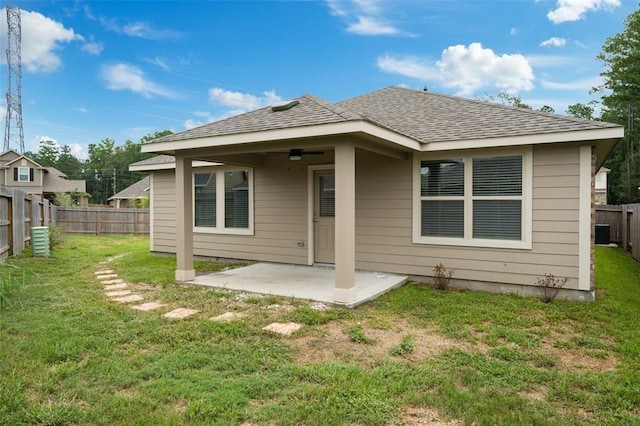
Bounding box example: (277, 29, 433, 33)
(3, 4, 24, 153)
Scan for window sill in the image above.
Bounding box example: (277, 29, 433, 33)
(412, 236, 532, 250)
(194, 227, 254, 236)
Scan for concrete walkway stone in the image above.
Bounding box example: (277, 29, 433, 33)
(164, 308, 199, 319)
(96, 274, 118, 280)
(211, 312, 246, 322)
(95, 270, 114, 275)
(262, 322, 303, 337)
(104, 283, 128, 291)
(101, 279, 125, 285)
(106, 290, 132, 297)
(113, 294, 144, 303)
(131, 301, 168, 311)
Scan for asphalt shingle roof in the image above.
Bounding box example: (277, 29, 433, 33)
(146, 86, 621, 147)
(108, 176, 150, 200)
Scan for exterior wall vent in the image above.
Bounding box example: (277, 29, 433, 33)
(271, 99, 299, 112)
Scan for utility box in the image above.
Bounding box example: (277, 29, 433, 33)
(595, 224, 611, 245)
(31, 226, 50, 257)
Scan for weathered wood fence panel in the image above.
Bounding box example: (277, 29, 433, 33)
(56, 207, 149, 235)
(595, 205, 622, 244)
(0, 186, 55, 259)
(596, 204, 640, 262)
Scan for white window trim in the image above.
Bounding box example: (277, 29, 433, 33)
(18, 167, 30, 182)
(412, 146, 532, 250)
(193, 166, 254, 236)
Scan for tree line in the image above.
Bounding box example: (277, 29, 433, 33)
(25, 130, 172, 205)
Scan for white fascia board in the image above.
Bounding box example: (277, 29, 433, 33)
(141, 121, 422, 154)
(129, 160, 220, 172)
(421, 127, 624, 152)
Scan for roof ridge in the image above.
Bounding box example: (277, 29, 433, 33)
(301, 94, 363, 121)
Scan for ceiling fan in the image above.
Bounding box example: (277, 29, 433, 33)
(267, 148, 325, 161)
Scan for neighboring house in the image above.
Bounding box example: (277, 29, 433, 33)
(108, 176, 150, 208)
(131, 86, 624, 303)
(0, 150, 89, 206)
(595, 167, 610, 205)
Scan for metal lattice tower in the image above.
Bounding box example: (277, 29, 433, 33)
(3, 4, 24, 153)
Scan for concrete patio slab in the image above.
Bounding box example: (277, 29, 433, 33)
(164, 308, 199, 319)
(211, 312, 247, 322)
(104, 283, 128, 291)
(131, 301, 168, 311)
(190, 263, 408, 308)
(113, 294, 144, 303)
(263, 322, 303, 337)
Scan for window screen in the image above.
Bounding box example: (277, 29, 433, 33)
(225, 170, 249, 228)
(194, 172, 216, 227)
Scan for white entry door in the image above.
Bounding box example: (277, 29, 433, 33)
(314, 170, 335, 264)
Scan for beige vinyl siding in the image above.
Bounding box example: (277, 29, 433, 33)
(152, 143, 583, 291)
(151, 170, 177, 253)
(151, 158, 309, 263)
(354, 143, 582, 290)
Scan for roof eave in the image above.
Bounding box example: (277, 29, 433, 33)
(141, 120, 422, 154)
(421, 126, 625, 152)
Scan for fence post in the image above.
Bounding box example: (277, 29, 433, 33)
(12, 189, 25, 255)
(96, 208, 101, 235)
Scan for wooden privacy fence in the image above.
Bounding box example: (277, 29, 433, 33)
(0, 186, 56, 259)
(595, 204, 640, 262)
(56, 207, 149, 235)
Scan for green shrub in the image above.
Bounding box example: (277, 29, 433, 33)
(48, 225, 67, 250)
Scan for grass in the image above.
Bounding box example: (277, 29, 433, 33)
(1, 236, 639, 425)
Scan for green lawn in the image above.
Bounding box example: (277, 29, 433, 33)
(1, 235, 639, 425)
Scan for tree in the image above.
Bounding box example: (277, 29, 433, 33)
(31, 139, 59, 166)
(595, 5, 640, 203)
(480, 91, 554, 113)
(566, 102, 597, 120)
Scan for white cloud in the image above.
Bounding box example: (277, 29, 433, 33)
(540, 37, 567, 47)
(378, 43, 534, 96)
(510, 27, 519, 36)
(541, 76, 602, 90)
(547, 0, 621, 24)
(99, 17, 181, 40)
(0, 8, 83, 73)
(326, 0, 408, 36)
(184, 111, 217, 130)
(101, 63, 176, 98)
(208, 88, 282, 114)
(82, 40, 103, 55)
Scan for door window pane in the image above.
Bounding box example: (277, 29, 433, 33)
(319, 175, 335, 217)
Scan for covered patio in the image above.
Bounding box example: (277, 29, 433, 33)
(189, 262, 408, 308)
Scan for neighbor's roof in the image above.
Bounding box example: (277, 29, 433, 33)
(108, 176, 149, 201)
(146, 86, 622, 147)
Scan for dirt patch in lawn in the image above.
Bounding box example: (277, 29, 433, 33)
(392, 406, 462, 426)
(291, 318, 471, 366)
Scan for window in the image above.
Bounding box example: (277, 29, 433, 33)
(16, 167, 31, 182)
(414, 148, 531, 249)
(193, 168, 253, 234)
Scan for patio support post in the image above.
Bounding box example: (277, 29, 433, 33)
(333, 142, 357, 304)
(175, 154, 195, 281)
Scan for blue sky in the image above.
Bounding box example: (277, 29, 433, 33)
(0, 0, 634, 159)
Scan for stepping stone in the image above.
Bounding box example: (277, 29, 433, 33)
(262, 322, 303, 337)
(101, 279, 125, 285)
(164, 308, 199, 319)
(113, 294, 144, 303)
(131, 301, 167, 312)
(96, 274, 118, 280)
(106, 290, 132, 297)
(210, 312, 246, 322)
(95, 269, 113, 275)
(104, 283, 128, 291)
